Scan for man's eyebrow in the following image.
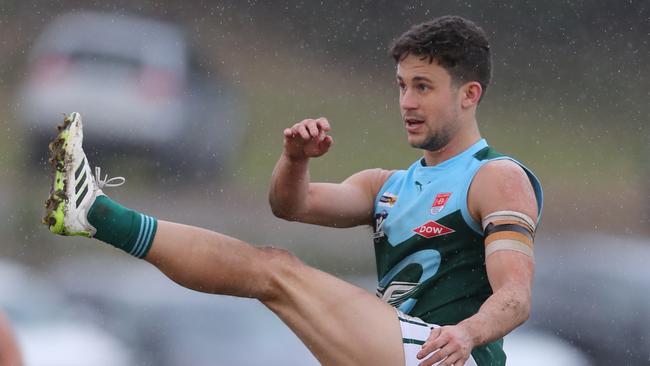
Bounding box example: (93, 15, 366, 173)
(395, 75, 434, 83)
(412, 76, 433, 83)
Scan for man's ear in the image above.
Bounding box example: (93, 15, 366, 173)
(460, 81, 483, 108)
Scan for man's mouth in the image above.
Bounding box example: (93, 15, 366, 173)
(404, 118, 425, 131)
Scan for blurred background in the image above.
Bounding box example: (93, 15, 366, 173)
(0, 0, 648, 365)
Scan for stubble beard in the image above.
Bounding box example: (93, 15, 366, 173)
(406, 97, 462, 152)
(411, 125, 453, 151)
(410, 109, 460, 152)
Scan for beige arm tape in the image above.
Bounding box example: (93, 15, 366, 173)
(485, 238, 534, 258)
(482, 210, 537, 258)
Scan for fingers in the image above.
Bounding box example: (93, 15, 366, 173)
(305, 120, 320, 138)
(315, 117, 331, 132)
(283, 118, 333, 159)
(439, 353, 465, 366)
(283, 128, 293, 138)
(417, 327, 470, 366)
(420, 351, 467, 366)
(417, 345, 458, 366)
(286, 118, 331, 141)
(321, 135, 333, 149)
(417, 327, 442, 360)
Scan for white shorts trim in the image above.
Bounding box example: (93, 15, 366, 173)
(396, 310, 478, 366)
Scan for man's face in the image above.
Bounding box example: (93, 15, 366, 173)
(396, 54, 461, 151)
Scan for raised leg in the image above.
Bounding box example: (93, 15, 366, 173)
(146, 221, 405, 366)
(43, 113, 407, 366)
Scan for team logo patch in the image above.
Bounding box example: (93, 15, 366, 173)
(378, 192, 398, 207)
(430, 192, 452, 215)
(373, 210, 389, 240)
(413, 221, 455, 238)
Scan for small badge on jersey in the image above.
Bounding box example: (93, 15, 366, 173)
(373, 210, 389, 241)
(378, 192, 398, 208)
(430, 192, 452, 215)
(413, 220, 455, 238)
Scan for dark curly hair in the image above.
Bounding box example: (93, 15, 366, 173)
(390, 16, 492, 100)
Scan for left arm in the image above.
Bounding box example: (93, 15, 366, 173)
(417, 160, 538, 366)
(0, 310, 22, 366)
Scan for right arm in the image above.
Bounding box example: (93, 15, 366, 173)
(269, 118, 392, 228)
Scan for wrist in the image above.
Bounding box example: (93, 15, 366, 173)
(457, 318, 482, 348)
(282, 151, 309, 164)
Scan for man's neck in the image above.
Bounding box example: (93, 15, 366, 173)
(422, 123, 481, 166)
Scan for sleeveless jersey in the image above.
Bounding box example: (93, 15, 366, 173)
(372, 139, 543, 366)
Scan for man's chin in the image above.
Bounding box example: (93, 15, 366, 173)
(408, 137, 450, 152)
(407, 137, 427, 150)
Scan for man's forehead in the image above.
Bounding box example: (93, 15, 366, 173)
(396, 55, 448, 81)
(397, 60, 435, 78)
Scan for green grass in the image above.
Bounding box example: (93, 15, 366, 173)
(195, 23, 647, 208)
(235, 82, 420, 189)
(479, 100, 645, 188)
(220, 50, 648, 237)
(232, 69, 645, 197)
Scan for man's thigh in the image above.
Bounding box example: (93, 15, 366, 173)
(260, 251, 405, 366)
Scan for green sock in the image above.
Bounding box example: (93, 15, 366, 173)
(87, 195, 157, 258)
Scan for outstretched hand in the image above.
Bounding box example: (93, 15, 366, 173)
(417, 325, 475, 366)
(283, 117, 334, 160)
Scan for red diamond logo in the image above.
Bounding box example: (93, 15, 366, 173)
(413, 221, 455, 238)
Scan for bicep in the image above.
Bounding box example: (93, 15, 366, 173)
(469, 160, 538, 223)
(471, 160, 538, 292)
(301, 169, 393, 228)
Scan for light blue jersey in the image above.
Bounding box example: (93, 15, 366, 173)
(372, 139, 543, 366)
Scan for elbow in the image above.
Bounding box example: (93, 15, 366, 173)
(269, 198, 300, 222)
(268, 189, 310, 222)
(502, 287, 532, 327)
(270, 205, 292, 221)
(519, 301, 531, 324)
(515, 292, 532, 326)
(268, 192, 289, 220)
(269, 198, 288, 220)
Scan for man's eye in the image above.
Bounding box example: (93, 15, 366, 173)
(417, 84, 429, 91)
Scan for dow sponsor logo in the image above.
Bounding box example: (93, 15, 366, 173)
(413, 221, 454, 238)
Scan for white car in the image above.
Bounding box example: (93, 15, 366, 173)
(0, 260, 135, 366)
(504, 327, 592, 366)
(18, 11, 243, 178)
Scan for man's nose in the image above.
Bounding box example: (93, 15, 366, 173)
(400, 88, 418, 110)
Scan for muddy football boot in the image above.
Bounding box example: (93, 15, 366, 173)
(43, 112, 124, 236)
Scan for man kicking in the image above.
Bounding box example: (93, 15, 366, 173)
(44, 16, 541, 366)
(269, 15, 542, 366)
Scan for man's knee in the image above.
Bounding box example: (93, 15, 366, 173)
(257, 246, 306, 303)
